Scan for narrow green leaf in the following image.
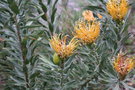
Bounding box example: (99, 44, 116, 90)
(51, 8, 57, 23)
(7, 0, 19, 14)
(64, 54, 75, 70)
(52, 0, 58, 10)
(21, 25, 41, 29)
(84, 6, 105, 12)
(48, 22, 54, 33)
(39, 0, 47, 13)
(47, 0, 51, 5)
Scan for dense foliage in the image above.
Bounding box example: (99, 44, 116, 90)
(0, 0, 135, 90)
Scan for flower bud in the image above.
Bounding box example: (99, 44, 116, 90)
(53, 53, 60, 65)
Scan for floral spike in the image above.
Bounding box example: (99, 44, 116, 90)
(50, 34, 78, 59)
(106, 0, 129, 20)
(82, 10, 95, 21)
(74, 19, 100, 44)
(113, 53, 135, 80)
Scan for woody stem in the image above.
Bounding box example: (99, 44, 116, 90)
(60, 60, 65, 90)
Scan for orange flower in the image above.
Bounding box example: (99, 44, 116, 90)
(50, 34, 78, 59)
(82, 10, 95, 21)
(114, 53, 135, 80)
(74, 19, 100, 44)
(106, 0, 129, 20)
(97, 14, 102, 19)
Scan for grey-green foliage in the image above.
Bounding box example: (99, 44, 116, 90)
(0, 0, 42, 89)
(0, 0, 60, 89)
(30, 0, 60, 57)
(0, 0, 134, 90)
(37, 0, 134, 90)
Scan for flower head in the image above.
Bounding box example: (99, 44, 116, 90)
(106, 0, 129, 20)
(114, 53, 135, 80)
(82, 10, 95, 21)
(74, 19, 100, 44)
(50, 34, 78, 59)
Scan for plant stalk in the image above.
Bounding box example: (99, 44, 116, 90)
(60, 60, 65, 89)
(15, 16, 30, 88)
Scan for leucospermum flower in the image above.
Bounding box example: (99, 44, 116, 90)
(74, 19, 100, 44)
(82, 10, 103, 21)
(50, 34, 78, 59)
(82, 10, 95, 21)
(114, 53, 135, 80)
(106, 0, 129, 20)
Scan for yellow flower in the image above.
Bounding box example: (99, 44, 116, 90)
(74, 19, 100, 44)
(82, 10, 95, 21)
(50, 34, 78, 59)
(114, 53, 135, 80)
(106, 0, 129, 20)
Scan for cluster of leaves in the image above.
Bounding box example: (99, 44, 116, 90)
(0, 0, 135, 90)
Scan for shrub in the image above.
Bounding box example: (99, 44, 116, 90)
(0, 0, 135, 90)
